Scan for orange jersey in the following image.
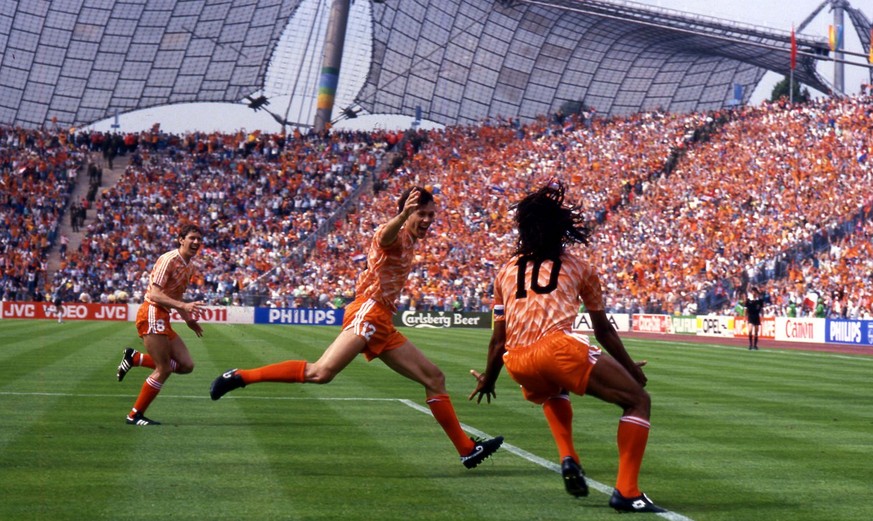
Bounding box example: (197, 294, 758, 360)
(144, 249, 197, 311)
(493, 252, 603, 349)
(354, 224, 415, 312)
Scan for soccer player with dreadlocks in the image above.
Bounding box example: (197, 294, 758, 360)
(469, 181, 665, 513)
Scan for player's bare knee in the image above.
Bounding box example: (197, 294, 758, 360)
(423, 369, 446, 394)
(637, 388, 651, 411)
(624, 388, 651, 417)
(176, 362, 194, 374)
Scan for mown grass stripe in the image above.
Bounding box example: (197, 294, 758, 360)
(2, 321, 872, 521)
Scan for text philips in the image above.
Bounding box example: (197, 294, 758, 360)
(268, 309, 337, 325)
(829, 321, 861, 343)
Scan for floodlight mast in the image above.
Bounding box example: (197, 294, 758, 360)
(832, 0, 848, 94)
(313, 0, 351, 133)
(797, 0, 873, 95)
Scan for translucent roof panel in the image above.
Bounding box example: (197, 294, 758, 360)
(0, 0, 838, 129)
(359, 0, 832, 125)
(0, 0, 299, 129)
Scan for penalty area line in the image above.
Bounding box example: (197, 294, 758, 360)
(399, 399, 694, 521)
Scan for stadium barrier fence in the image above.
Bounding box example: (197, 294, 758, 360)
(1, 302, 870, 347)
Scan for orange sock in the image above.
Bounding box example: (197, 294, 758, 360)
(134, 352, 153, 368)
(615, 416, 650, 497)
(130, 376, 162, 417)
(237, 360, 306, 384)
(543, 395, 578, 463)
(426, 394, 475, 455)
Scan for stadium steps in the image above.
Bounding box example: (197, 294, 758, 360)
(46, 152, 127, 278)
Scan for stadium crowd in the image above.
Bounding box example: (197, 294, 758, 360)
(0, 126, 87, 303)
(49, 127, 391, 307)
(588, 94, 873, 319)
(1, 90, 871, 319)
(301, 93, 872, 319)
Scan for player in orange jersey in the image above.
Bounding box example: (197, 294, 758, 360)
(116, 224, 206, 425)
(469, 182, 665, 513)
(210, 186, 503, 468)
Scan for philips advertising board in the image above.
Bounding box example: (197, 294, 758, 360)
(255, 308, 344, 326)
(825, 319, 873, 346)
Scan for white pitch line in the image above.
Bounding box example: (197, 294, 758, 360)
(0, 391, 397, 401)
(1, 391, 693, 520)
(398, 399, 693, 521)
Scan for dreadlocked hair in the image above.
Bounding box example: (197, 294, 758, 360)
(513, 181, 591, 261)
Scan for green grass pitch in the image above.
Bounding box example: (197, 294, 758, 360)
(1, 320, 871, 521)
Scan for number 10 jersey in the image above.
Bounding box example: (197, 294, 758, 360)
(493, 252, 604, 350)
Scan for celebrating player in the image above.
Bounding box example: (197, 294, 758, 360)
(116, 224, 206, 425)
(210, 186, 503, 468)
(469, 182, 665, 512)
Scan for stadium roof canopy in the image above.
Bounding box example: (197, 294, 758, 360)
(358, 0, 833, 125)
(0, 0, 834, 129)
(0, 0, 297, 129)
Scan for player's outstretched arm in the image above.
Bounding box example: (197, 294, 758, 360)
(380, 188, 420, 247)
(469, 321, 507, 404)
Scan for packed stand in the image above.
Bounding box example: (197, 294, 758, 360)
(291, 95, 872, 319)
(590, 95, 872, 318)
(50, 127, 388, 306)
(296, 109, 704, 313)
(14, 92, 873, 321)
(0, 126, 88, 302)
